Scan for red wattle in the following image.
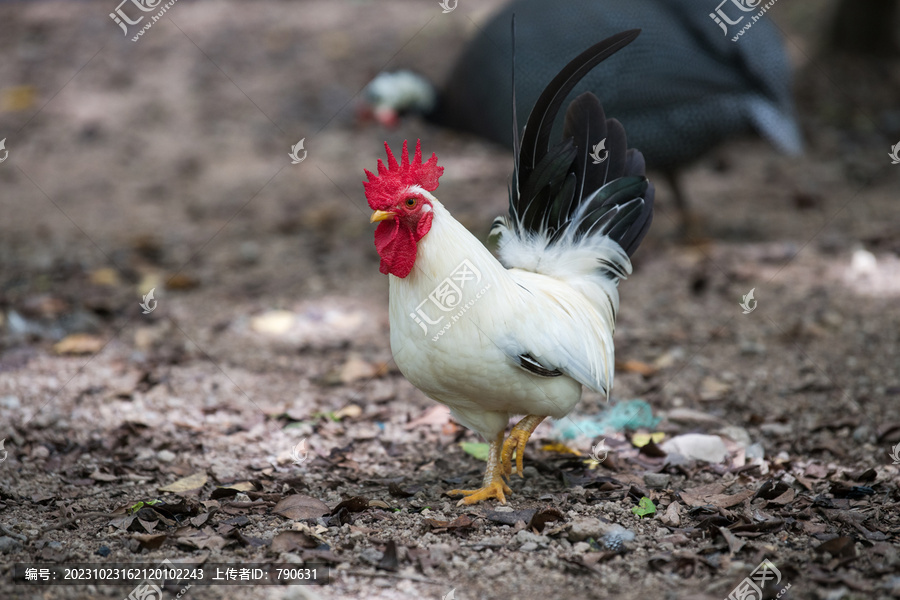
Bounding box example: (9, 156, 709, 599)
(374, 219, 417, 278)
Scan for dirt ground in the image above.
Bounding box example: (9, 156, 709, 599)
(1, 1, 899, 599)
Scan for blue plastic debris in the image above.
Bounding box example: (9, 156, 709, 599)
(553, 399, 659, 440)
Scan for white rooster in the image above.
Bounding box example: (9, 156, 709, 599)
(365, 30, 653, 504)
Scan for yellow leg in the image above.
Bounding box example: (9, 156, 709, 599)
(447, 432, 512, 505)
(501, 415, 545, 478)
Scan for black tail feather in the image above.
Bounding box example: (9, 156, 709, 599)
(603, 119, 628, 182)
(507, 29, 653, 259)
(562, 93, 607, 201)
(517, 29, 640, 172)
(510, 14, 520, 194)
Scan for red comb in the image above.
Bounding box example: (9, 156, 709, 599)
(364, 140, 443, 210)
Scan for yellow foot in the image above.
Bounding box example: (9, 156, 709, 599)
(501, 429, 529, 478)
(501, 415, 546, 478)
(447, 432, 511, 505)
(447, 479, 512, 506)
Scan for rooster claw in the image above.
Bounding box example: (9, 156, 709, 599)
(501, 430, 529, 478)
(447, 479, 512, 506)
(501, 415, 546, 478)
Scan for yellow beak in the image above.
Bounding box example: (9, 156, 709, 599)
(370, 210, 396, 223)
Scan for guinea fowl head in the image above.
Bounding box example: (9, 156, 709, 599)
(364, 140, 443, 278)
(361, 71, 436, 127)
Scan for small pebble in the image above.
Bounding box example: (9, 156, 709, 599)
(239, 241, 260, 264)
(760, 423, 793, 436)
(739, 340, 766, 355)
(852, 426, 872, 444)
(572, 542, 591, 554)
(429, 544, 452, 563)
(96, 545, 111, 557)
(514, 530, 549, 546)
(0, 396, 20, 409)
(359, 547, 383, 565)
(157, 450, 176, 463)
(643, 473, 671, 489)
(0, 536, 23, 554)
(567, 517, 605, 542)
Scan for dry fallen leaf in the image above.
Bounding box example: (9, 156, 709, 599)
(22, 294, 68, 318)
(339, 356, 378, 383)
(378, 540, 399, 571)
(699, 376, 731, 401)
(271, 530, 319, 552)
(210, 482, 256, 499)
(138, 518, 159, 533)
(425, 515, 474, 531)
(331, 497, 370, 514)
(680, 483, 755, 509)
(2, 85, 37, 111)
(405, 405, 451, 429)
(251, 310, 296, 335)
(615, 359, 658, 376)
(730, 520, 785, 536)
(660, 502, 681, 527)
(132, 533, 167, 550)
(333, 404, 363, 420)
(159, 472, 208, 494)
(804, 463, 830, 479)
(89, 268, 120, 286)
(273, 495, 331, 520)
(166, 273, 199, 290)
(190, 513, 210, 527)
(53, 334, 105, 355)
(89, 470, 118, 483)
(717, 526, 746, 555)
(387, 482, 419, 498)
(174, 528, 232, 551)
(529, 507, 565, 533)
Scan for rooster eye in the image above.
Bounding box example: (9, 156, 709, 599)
(405, 197, 417, 208)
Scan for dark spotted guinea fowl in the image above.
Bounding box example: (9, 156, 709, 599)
(363, 0, 802, 229)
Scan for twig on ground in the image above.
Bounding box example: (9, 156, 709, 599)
(0, 523, 27, 541)
(38, 512, 116, 536)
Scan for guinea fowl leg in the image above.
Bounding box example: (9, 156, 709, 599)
(447, 432, 512, 505)
(501, 415, 546, 478)
(666, 171, 703, 239)
(665, 171, 688, 227)
(665, 171, 705, 242)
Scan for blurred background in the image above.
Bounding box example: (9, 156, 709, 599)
(1, 1, 899, 599)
